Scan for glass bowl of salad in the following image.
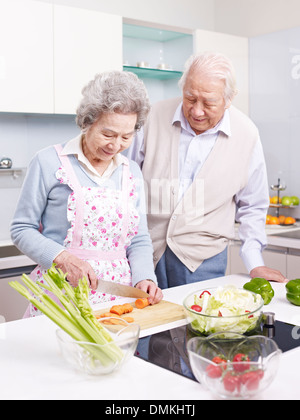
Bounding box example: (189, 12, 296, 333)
(187, 332, 281, 400)
(183, 285, 264, 336)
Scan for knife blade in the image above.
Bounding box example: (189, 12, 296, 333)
(96, 279, 149, 298)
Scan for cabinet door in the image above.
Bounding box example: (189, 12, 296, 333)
(228, 242, 287, 276)
(0, 0, 53, 113)
(193, 29, 249, 115)
(263, 248, 287, 276)
(0, 275, 28, 322)
(54, 5, 122, 115)
(287, 254, 300, 279)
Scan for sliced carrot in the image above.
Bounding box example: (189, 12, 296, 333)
(123, 316, 134, 323)
(110, 305, 124, 316)
(98, 312, 120, 318)
(135, 298, 149, 309)
(121, 303, 133, 313)
(110, 303, 133, 315)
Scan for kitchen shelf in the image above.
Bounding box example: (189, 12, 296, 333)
(269, 204, 299, 208)
(123, 65, 183, 80)
(0, 168, 26, 179)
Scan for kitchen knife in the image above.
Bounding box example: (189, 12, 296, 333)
(96, 279, 149, 298)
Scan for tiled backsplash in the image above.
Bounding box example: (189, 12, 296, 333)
(0, 114, 80, 241)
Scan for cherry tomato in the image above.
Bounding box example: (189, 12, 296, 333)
(233, 353, 250, 372)
(212, 356, 227, 368)
(206, 364, 222, 378)
(191, 304, 202, 312)
(223, 372, 241, 393)
(240, 370, 264, 391)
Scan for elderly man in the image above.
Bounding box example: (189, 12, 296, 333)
(126, 52, 287, 288)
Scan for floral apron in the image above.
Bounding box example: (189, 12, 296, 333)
(24, 144, 140, 317)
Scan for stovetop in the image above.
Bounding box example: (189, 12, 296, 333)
(135, 321, 300, 382)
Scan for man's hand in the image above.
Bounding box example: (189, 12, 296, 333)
(53, 250, 98, 290)
(135, 280, 163, 305)
(250, 266, 288, 283)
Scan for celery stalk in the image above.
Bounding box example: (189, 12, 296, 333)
(9, 265, 124, 366)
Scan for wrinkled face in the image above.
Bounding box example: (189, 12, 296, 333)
(182, 70, 230, 135)
(83, 112, 137, 164)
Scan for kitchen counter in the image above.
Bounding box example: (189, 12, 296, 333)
(0, 274, 300, 401)
(234, 222, 300, 250)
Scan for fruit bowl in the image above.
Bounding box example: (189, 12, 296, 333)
(56, 318, 140, 375)
(183, 286, 264, 336)
(187, 332, 281, 400)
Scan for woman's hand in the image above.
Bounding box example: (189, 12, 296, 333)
(53, 251, 98, 290)
(135, 280, 163, 305)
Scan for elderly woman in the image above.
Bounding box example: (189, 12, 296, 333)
(11, 71, 163, 317)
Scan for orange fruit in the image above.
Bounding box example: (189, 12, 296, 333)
(269, 216, 280, 225)
(266, 214, 272, 224)
(284, 217, 296, 225)
(278, 215, 286, 224)
(270, 196, 281, 204)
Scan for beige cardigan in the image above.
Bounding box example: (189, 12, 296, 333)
(142, 97, 259, 272)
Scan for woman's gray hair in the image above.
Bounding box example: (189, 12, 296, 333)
(76, 71, 150, 133)
(178, 52, 238, 105)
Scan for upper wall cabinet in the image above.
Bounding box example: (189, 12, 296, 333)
(0, 0, 53, 113)
(54, 5, 123, 115)
(123, 21, 193, 104)
(194, 29, 249, 115)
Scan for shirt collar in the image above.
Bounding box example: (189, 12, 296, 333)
(173, 102, 231, 137)
(61, 134, 128, 178)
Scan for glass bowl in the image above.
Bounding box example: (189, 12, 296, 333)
(183, 286, 264, 336)
(187, 332, 281, 400)
(56, 317, 140, 375)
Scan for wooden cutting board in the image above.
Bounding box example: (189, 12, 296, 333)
(94, 300, 186, 330)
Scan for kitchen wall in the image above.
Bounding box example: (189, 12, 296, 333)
(214, 0, 300, 37)
(249, 26, 300, 219)
(0, 114, 79, 241)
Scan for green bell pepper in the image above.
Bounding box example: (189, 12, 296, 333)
(286, 279, 300, 306)
(243, 277, 274, 305)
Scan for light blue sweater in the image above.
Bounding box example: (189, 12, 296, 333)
(10, 144, 157, 286)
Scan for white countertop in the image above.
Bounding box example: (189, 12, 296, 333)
(0, 274, 300, 401)
(233, 223, 300, 250)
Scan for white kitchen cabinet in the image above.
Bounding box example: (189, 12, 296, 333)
(228, 241, 287, 276)
(53, 5, 123, 115)
(287, 253, 300, 279)
(0, 0, 53, 113)
(0, 275, 28, 322)
(194, 29, 249, 115)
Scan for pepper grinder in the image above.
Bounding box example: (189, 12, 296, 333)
(262, 312, 276, 338)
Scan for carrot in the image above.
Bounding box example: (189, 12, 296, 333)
(110, 305, 124, 316)
(135, 298, 149, 309)
(110, 303, 133, 315)
(123, 316, 134, 323)
(98, 312, 120, 318)
(121, 303, 133, 313)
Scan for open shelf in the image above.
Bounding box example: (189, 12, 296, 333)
(123, 65, 183, 80)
